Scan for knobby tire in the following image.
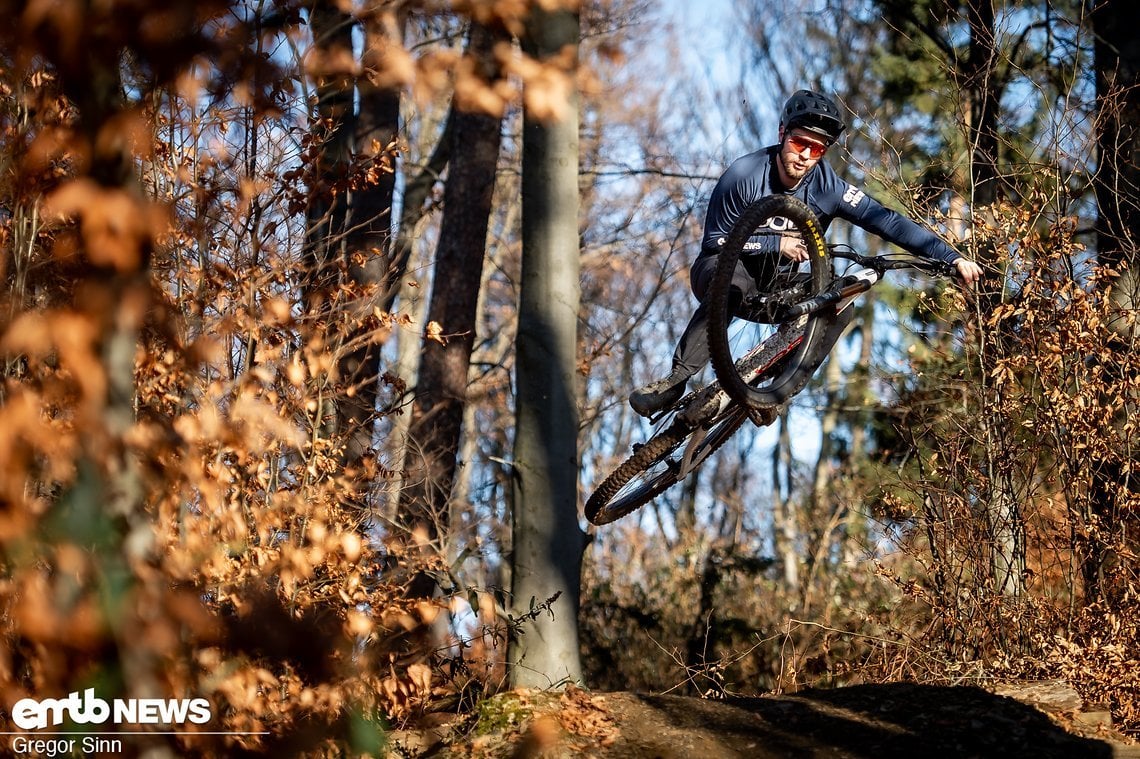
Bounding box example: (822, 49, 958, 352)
(707, 195, 831, 410)
(585, 408, 747, 525)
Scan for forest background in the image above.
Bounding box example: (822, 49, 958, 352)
(0, 0, 1137, 756)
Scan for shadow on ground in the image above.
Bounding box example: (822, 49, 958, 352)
(416, 681, 1139, 758)
(610, 682, 1122, 758)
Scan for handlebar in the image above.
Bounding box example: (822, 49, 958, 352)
(828, 244, 960, 279)
(769, 245, 960, 320)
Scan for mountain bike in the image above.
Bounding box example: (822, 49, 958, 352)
(585, 195, 960, 526)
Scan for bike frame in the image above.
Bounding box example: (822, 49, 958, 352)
(669, 322, 805, 478)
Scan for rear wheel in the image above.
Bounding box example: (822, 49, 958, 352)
(585, 406, 747, 525)
(707, 195, 831, 410)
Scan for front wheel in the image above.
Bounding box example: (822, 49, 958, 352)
(707, 195, 831, 410)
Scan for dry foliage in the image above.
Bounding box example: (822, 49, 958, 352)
(0, 1, 591, 755)
(840, 198, 1140, 735)
(580, 195, 1140, 739)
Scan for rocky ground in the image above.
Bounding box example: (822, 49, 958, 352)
(388, 680, 1140, 758)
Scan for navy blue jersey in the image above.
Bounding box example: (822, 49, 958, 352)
(699, 145, 961, 265)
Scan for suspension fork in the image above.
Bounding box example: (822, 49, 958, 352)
(779, 268, 881, 320)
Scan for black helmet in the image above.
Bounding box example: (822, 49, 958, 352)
(780, 89, 846, 142)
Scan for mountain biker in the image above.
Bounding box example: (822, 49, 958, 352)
(630, 89, 984, 417)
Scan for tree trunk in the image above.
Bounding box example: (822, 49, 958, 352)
(304, 2, 355, 444)
(33, 0, 189, 706)
(508, 4, 585, 689)
(1088, 0, 1140, 601)
(1092, 0, 1140, 276)
(398, 22, 507, 544)
(842, 294, 876, 567)
(384, 253, 432, 523)
(811, 350, 843, 512)
(385, 111, 453, 313)
(685, 548, 725, 696)
(773, 410, 800, 595)
(987, 464, 1026, 596)
(337, 7, 404, 467)
(962, 0, 1025, 596)
(963, 0, 1000, 206)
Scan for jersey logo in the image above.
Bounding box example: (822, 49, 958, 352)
(843, 185, 865, 208)
(757, 215, 796, 232)
(719, 216, 797, 249)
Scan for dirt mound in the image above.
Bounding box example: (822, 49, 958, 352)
(394, 682, 1140, 758)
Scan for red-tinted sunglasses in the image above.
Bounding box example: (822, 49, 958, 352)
(786, 134, 829, 159)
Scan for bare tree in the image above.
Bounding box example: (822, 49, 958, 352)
(1088, 0, 1140, 601)
(508, 2, 586, 689)
(397, 19, 507, 551)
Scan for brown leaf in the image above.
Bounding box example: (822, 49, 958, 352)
(43, 179, 167, 271)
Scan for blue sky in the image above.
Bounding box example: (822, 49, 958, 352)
(654, 0, 751, 147)
(649, 0, 794, 160)
(661, 0, 737, 83)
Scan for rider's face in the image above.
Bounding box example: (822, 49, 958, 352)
(777, 128, 830, 188)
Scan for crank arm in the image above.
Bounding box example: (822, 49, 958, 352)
(677, 384, 729, 428)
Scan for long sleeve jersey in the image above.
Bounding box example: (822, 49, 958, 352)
(698, 145, 961, 265)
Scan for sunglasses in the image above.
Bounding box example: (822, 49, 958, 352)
(786, 134, 829, 159)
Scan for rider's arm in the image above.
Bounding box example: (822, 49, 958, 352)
(844, 193, 961, 264)
(815, 166, 962, 265)
(852, 194, 984, 285)
(846, 193, 986, 286)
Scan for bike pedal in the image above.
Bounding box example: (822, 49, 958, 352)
(678, 397, 718, 428)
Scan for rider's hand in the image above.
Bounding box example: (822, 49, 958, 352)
(780, 235, 809, 263)
(955, 257, 983, 287)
